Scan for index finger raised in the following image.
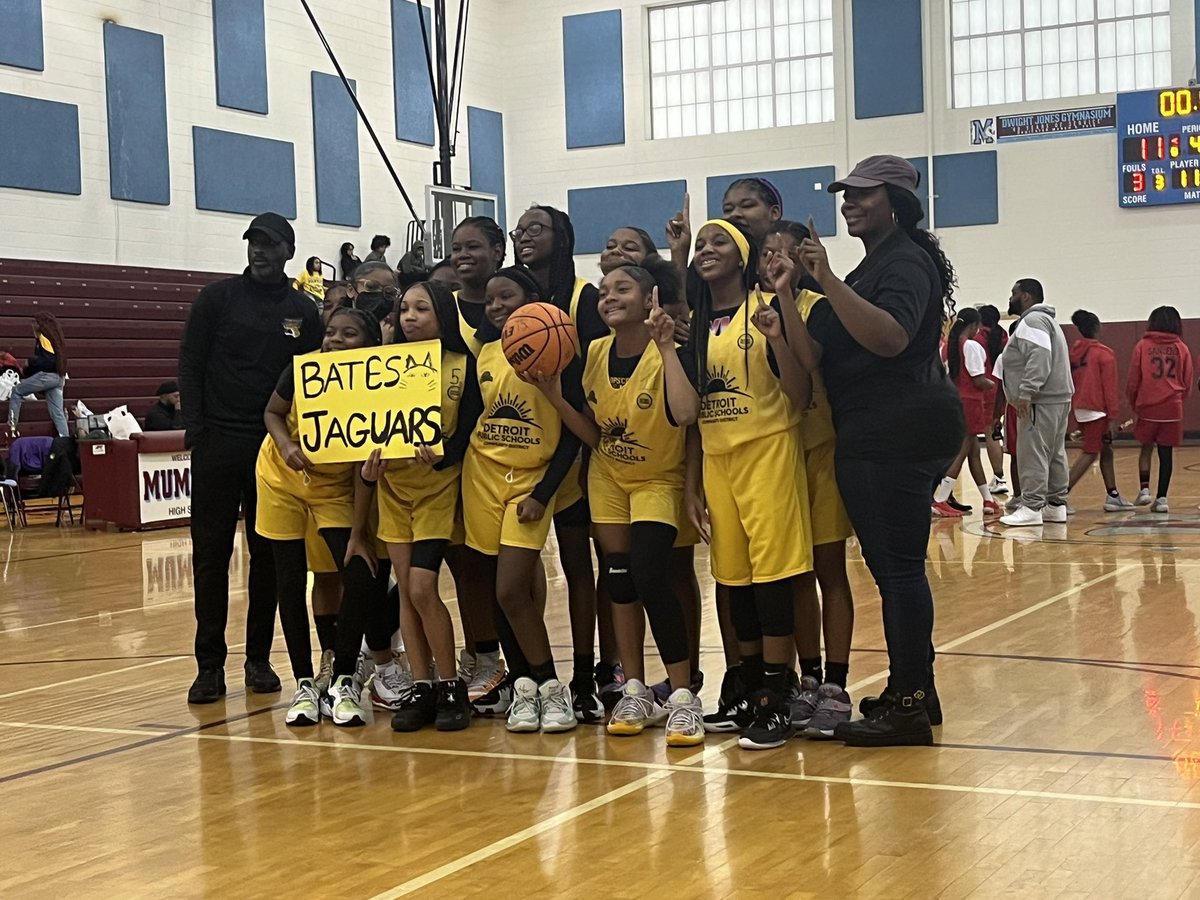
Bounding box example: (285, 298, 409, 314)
(806, 216, 821, 244)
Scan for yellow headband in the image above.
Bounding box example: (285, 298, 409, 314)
(702, 219, 750, 267)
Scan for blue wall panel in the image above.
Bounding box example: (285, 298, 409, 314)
(933, 151, 998, 228)
(0, 93, 80, 195)
(104, 23, 170, 205)
(0, 0, 43, 71)
(852, 0, 923, 119)
(563, 10, 625, 149)
(705, 167, 838, 237)
(392, 0, 434, 146)
(212, 0, 268, 114)
(467, 106, 506, 228)
(568, 180, 687, 255)
(312, 73, 360, 227)
(192, 127, 295, 219)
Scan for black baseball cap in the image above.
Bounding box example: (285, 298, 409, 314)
(156, 381, 178, 395)
(242, 212, 295, 246)
(828, 155, 921, 194)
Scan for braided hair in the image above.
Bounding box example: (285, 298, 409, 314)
(690, 220, 760, 395)
(393, 280, 470, 355)
(527, 205, 578, 310)
(946, 307, 980, 381)
(34, 312, 67, 374)
(887, 185, 957, 323)
(327, 306, 382, 347)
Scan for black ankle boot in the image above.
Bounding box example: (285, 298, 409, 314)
(859, 679, 942, 726)
(835, 692, 934, 747)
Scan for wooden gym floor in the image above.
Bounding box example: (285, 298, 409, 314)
(1, 446, 1199, 899)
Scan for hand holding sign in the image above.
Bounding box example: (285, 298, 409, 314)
(798, 216, 832, 285)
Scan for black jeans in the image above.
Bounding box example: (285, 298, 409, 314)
(836, 454, 949, 695)
(191, 432, 277, 669)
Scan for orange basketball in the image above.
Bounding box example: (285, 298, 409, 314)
(501, 302, 580, 378)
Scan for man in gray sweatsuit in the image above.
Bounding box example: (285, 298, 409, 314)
(995, 278, 1075, 526)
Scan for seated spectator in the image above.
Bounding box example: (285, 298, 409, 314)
(364, 234, 391, 265)
(339, 242, 361, 281)
(4, 436, 53, 479)
(398, 242, 427, 275)
(145, 381, 184, 431)
(293, 257, 327, 304)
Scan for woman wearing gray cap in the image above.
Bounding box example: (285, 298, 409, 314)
(797, 155, 965, 747)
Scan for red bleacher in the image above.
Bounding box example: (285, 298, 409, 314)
(0, 258, 230, 438)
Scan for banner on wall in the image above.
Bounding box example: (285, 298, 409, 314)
(970, 105, 1116, 145)
(139, 450, 191, 524)
(292, 342, 444, 464)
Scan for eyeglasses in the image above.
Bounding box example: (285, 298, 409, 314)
(509, 223, 550, 241)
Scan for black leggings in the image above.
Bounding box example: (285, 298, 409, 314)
(1157, 444, 1173, 498)
(606, 521, 688, 666)
(727, 579, 794, 642)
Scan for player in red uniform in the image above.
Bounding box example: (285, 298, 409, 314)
(1067, 310, 1132, 511)
(975, 305, 1008, 495)
(1126, 306, 1193, 513)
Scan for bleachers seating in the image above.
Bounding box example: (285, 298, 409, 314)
(0, 258, 230, 439)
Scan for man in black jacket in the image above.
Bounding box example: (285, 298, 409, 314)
(180, 212, 323, 704)
(144, 381, 183, 431)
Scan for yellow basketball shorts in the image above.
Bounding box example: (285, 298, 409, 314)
(805, 440, 853, 547)
(462, 451, 555, 555)
(377, 463, 460, 545)
(255, 452, 355, 542)
(305, 517, 338, 574)
(703, 430, 813, 586)
(588, 461, 685, 529)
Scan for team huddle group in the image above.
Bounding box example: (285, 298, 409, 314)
(186, 155, 986, 751)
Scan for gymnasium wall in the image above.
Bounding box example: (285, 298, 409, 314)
(0, 0, 506, 274)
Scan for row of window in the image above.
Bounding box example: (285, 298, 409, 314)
(647, 0, 1176, 139)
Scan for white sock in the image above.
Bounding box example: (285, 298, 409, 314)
(934, 476, 956, 503)
(390, 628, 405, 653)
(977, 482, 993, 503)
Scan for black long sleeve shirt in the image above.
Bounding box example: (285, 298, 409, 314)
(179, 271, 322, 448)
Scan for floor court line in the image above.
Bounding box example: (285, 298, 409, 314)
(0, 720, 170, 738)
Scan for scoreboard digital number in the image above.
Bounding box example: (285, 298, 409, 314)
(1117, 86, 1200, 207)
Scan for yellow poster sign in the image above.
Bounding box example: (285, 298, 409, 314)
(292, 341, 443, 463)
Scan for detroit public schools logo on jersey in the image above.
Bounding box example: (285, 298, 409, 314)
(598, 416, 650, 464)
(481, 392, 542, 448)
(736, 333, 754, 351)
(636, 392, 653, 410)
(700, 365, 751, 423)
(282, 318, 303, 338)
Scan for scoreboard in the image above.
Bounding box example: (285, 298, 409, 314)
(1117, 86, 1200, 207)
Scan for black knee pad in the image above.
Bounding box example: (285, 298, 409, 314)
(728, 585, 761, 642)
(756, 580, 794, 638)
(605, 553, 637, 604)
(552, 498, 590, 528)
(410, 539, 447, 572)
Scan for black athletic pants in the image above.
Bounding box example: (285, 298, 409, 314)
(836, 455, 949, 696)
(190, 432, 277, 670)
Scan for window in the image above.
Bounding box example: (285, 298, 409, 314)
(648, 0, 834, 139)
(950, 0, 1172, 108)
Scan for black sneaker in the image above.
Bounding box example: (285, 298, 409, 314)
(945, 494, 973, 513)
(187, 667, 226, 704)
(392, 682, 437, 732)
(435, 678, 471, 732)
(471, 674, 514, 717)
(738, 690, 794, 750)
(244, 659, 281, 693)
(703, 695, 754, 733)
(835, 693, 934, 747)
(571, 679, 605, 725)
(859, 679, 942, 726)
(717, 665, 744, 710)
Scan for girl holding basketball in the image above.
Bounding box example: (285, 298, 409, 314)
(255, 306, 389, 728)
(534, 256, 705, 746)
(463, 266, 585, 733)
(687, 219, 814, 751)
(353, 280, 482, 732)
(509, 205, 605, 721)
(760, 220, 856, 739)
(932, 308, 1000, 518)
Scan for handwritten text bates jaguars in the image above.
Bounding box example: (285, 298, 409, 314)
(293, 341, 444, 464)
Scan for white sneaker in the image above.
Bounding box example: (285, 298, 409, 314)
(1000, 506, 1043, 527)
(539, 679, 577, 733)
(1151, 497, 1169, 513)
(1042, 505, 1067, 523)
(457, 649, 476, 683)
(1065, 504, 1076, 516)
(664, 687, 705, 747)
(1004, 496, 1022, 514)
(989, 476, 1009, 495)
(506, 677, 541, 732)
(314, 648, 335, 694)
(1135, 488, 1153, 506)
(285, 678, 321, 726)
(325, 675, 367, 727)
(466, 651, 507, 702)
(606, 679, 666, 736)
(354, 650, 375, 689)
(369, 657, 413, 710)
(1104, 494, 1135, 512)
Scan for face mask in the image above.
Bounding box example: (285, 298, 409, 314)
(354, 291, 392, 323)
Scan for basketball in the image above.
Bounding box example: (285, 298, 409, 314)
(500, 302, 579, 378)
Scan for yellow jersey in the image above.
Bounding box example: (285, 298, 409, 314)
(583, 335, 686, 485)
(453, 291, 484, 357)
(470, 340, 560, 469)
(697, 291, 801, 455)
(797, 290, 836, 449)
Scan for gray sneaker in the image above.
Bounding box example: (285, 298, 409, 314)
(789, 675, 821, 727)
(1104, 494, 1135, 512)
(1151, 497, 1169, 513)
(803, 683, 853, 740)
